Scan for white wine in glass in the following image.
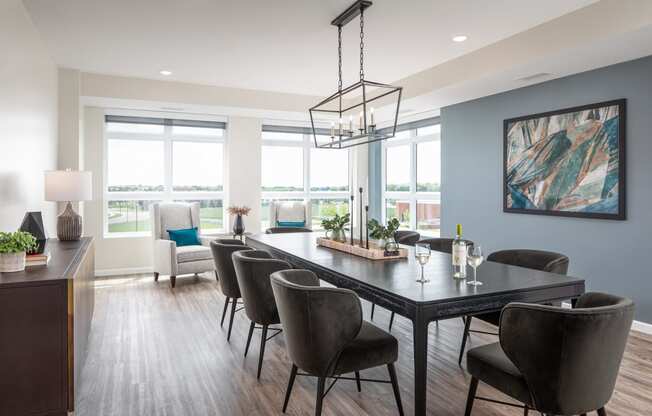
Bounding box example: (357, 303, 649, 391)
(415, 243, 431, 283)
(466, 245, 484, 286)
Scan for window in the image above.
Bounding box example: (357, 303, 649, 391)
(261, 127, 351, 230)
(382, 121, 441, 236)
(104, 115, 226, 237)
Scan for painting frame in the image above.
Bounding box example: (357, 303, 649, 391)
(503, 99, 626, 220)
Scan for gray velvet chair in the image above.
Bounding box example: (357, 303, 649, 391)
(210, 239, 252, 341)
(458, 249, 570, 364)
(464, 292, 634, 416)
(232, 249, 291, 379)
(265, 227, 313, 234)
(394, 230, 421, 246)
(270, 269, 404, 416)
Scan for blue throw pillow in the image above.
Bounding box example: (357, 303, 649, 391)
(168, 227, 201, 247)
(277, 221, 305, 228)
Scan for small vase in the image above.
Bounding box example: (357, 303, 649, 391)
(384, 238, 399, 254)
(327, 229, 346, 242)
(232, 214, 245, 237)
(0, 251, 26, 273)
(375, 238, 387, 249)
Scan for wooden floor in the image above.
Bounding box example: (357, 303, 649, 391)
(77, 274, 652, 416)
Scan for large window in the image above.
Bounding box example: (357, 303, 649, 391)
(382, 122, 441, 236)
(261, 128, 351, 230)
(105, 115, 226, 236)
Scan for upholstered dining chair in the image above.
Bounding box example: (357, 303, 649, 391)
(150, 202, 215, 288)
(394, 230, 421, 246)
(270, 269, 404, 416)
(210, 239, 252, 341)
(464, 292, 634, 416)
(458, 249, 569, 365)
(371, 236, 474, 330)
(232, 250, 291, 379)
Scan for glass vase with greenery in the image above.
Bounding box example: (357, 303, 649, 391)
(321, 213, 350, 242)
(367, 218, 400, 248)
(0, 231, 37, 272)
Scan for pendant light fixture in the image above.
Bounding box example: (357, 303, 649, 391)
(309, 0, 402, 149)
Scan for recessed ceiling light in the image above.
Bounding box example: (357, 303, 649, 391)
(159, 70, 172, 76)
(452, 35, 468, 43)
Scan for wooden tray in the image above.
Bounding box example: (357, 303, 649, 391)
(316, 237, 408, 260)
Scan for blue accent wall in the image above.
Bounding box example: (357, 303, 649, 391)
(441, 56, 652, 322)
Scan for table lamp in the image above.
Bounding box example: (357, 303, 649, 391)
(45, 169, 92, 241)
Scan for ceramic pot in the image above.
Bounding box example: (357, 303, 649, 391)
(0, 251, 26, 273)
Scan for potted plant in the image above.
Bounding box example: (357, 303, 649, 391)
(0, 231, 37, 272)
(321, 213, 350, 243)
(367, 218, 400, 249)
(227, 206, 251, 238)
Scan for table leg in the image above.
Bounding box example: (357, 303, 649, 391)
(413, 312, 429, 416)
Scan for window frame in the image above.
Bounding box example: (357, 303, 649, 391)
(381, 124, 441, 235)
(104, 116, 226, 238)
(261, 130, 353, 230)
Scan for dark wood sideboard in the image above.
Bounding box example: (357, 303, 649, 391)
(0, 238, 95, 416)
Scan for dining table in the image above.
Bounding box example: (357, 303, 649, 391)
(246, 232, 585, 416)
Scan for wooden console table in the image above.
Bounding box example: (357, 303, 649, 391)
(0, 237, 95, 416)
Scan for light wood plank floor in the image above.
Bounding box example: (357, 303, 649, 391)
(77, 274, 652, 416)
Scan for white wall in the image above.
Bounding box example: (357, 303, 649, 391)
(0, 0, 58, 233)
(225, 117, 262, 234)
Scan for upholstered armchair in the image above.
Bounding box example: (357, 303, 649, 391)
(150, 202, 215, 288)
(268, 200, 311, 230)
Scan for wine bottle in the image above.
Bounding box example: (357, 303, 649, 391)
(452, 223, 467, 279)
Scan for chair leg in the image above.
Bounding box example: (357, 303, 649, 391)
(244, 321, 255, 357)
(227, 297, 238, 342)
(523, 405, 529, 415)
(214, 270, 219, 281)
(389, 312, 395, 332)
(220, 297, 230, 327)
(464, 377, 479, 416)
(354, 371, 361, 392)
(170, 275, 176, 288)
(387, 363, 404, 416)
(459, 316, 473, 365)
(315, 376, 326, 416)
(257, 325, 268, 379)
(154, 272, 159, 282)
(282, 364, 298, 413)
(597, 408, 607, 416)
(371, 303, 375, 320)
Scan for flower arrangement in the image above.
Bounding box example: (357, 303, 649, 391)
(0, 231, 37, 254)
(227, 206, 251, 216)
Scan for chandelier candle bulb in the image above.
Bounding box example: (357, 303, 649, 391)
(359, 112, 363, 130)
(370, 107, 375, 125)
(330, 122, 335, 138)
(349, 115, 353, 133)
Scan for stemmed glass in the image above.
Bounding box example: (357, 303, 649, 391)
(466, 245, 484, 286)
(415, 243, 431, 283)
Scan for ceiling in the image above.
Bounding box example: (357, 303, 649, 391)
(24, 0, 597, 96)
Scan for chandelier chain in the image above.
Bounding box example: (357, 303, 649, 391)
(359, 7, 364, 80)
(338, 25, 343, 92)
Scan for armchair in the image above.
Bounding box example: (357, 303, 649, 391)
(269, 200, 310, 229)
(150, 202, 215, 288)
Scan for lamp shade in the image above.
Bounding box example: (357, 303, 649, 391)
(44, 170, 92, 202)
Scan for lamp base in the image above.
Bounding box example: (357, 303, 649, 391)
(57, 202, 82, 241)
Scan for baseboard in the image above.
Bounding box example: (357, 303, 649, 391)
(95, 266, 153, 277)
(632, 320, 652, 335)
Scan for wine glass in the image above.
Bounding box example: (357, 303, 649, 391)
(466, 245, 484, 286)
(415, 243, 431, 283)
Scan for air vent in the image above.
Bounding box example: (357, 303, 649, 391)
(515, 72, 553, 82)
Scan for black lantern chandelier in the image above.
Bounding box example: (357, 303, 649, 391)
(309, 0, 402, 149)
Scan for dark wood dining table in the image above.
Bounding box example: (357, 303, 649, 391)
(246, 232, 585, 416)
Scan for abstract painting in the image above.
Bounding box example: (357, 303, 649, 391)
(503, 99, 626, 220)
